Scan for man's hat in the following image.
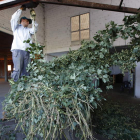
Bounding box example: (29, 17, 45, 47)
(20, 17, 32, 24)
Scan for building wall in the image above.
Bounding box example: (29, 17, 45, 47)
(135, 62, 140, 98)
(44, 0, 139, 54)
(0, 4, 45, 45)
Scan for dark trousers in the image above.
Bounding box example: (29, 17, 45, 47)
(11, 49, 30, 82)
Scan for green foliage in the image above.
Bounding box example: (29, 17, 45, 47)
(3, 13, 140, 140)
(92, 101, 140, 140)
(0, 123, 21, 140)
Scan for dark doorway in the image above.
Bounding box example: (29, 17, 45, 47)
(0, 31, 13, 81)
(115, 74, 123, 83)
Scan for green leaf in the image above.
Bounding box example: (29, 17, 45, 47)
(38, 75, 43, 80)
(97, 69, 102, 75)
(70, 73, 76, 79)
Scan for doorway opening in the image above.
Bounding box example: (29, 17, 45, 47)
(0, 31, 13, 82)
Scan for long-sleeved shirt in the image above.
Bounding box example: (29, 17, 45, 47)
(10, 9, 38, 51)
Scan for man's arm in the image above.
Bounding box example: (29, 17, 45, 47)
(10, 6, 25, 32)
(29, 20, 38, 35)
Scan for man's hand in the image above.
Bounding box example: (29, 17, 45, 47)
(30, 9, 36, 20)
(20, 5, 26, 11)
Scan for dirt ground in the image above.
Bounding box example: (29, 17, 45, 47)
(95, 83, 140, 140)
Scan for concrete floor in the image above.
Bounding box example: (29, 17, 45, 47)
(0, 78, 10, 119)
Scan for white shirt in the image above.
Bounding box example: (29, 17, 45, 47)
(10, 9, 38, 51)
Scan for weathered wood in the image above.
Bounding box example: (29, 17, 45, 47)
(4, 55, 8, 82)
(0, 0, 139, 14)
(0, 0, 31, 10)
(34, 0, 140, 14)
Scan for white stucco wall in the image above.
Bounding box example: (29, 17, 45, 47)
(44, 0, 139, 54)
(0, 4, 45, 45)
(135, 62, 140, 98)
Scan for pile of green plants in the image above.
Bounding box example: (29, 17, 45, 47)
(3, 13, 140, 140)
(93, 101, 140, 140)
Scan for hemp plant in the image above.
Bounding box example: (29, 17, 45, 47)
(3, 13, 140, 140)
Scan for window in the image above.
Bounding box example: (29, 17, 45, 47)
(71, 13, 90, 42)
(8, 65, 11, 71)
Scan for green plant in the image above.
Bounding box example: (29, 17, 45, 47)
(92, 101, 140, 140)
(0, 123, 22, 140)
(3, 13, 140, 140)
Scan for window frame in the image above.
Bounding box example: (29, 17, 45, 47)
(70, 12, 90, 43)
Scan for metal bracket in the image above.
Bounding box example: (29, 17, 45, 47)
(119, 0, 123, 9)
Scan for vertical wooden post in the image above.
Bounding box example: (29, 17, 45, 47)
(113, 75, 115, 84)
(4, 55, 8, 82)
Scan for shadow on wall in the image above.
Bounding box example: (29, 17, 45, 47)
(45, 51, 69, 62)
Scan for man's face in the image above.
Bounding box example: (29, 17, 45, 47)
(21, 19, 29, 27)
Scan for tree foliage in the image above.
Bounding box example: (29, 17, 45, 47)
(3, 14, 140, 140)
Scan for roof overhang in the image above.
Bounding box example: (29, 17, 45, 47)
(0, 0, 140, 14)
(0, 0, 32, 10)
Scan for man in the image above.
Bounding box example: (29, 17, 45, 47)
(11, 6, 38, 82)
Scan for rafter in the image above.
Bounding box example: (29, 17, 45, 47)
(33, 0, 140, 14)
(0, 0, 31, 10)
(0, 0, 139, 14)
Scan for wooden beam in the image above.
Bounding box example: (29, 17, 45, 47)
(0, 0, 31, 11)
(4, 55, 8, 82)
(33, 0, 140, 14)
